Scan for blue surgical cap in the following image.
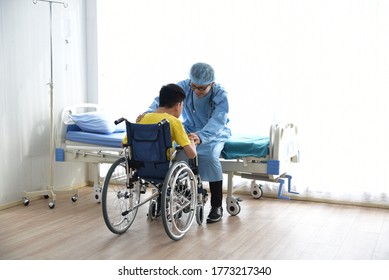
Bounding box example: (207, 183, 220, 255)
(189, 62, 215, 85)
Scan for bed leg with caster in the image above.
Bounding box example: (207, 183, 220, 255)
(225, 171, 242, 216)
(250, 180, 263, 199)
(93, 184, 102, 203)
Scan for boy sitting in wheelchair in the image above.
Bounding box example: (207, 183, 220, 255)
(101, 84, 205, 240)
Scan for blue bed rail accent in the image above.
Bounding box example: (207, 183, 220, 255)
(56, 148, 65, 162)
(266, 160, 280, 175)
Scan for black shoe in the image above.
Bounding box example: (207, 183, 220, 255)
(207, 206, 223, 224)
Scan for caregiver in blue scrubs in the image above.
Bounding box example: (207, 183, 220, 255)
(143, 62, 231, 223)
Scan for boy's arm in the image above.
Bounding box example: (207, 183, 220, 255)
(182, 139, 197, 159)
(172, 118, 197, 159)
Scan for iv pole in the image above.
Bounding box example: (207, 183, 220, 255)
(23, 0, 77, 209)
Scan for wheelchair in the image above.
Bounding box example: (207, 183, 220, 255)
(101, 118, 206, 241)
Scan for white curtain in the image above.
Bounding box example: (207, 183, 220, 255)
(96, 0, 389, 207)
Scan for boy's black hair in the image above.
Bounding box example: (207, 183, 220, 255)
(159, 84, 186, 108)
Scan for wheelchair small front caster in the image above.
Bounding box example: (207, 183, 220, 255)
(148, 199, 159, 220)
(196, 204, 204, 225)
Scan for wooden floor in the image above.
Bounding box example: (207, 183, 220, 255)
(1, 186, 389, 260)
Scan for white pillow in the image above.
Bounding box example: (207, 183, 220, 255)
(69, 111, 125, 134)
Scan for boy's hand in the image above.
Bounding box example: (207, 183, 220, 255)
(188, 133, 201, 145)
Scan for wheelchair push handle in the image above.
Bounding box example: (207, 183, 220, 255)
(115, 117, 168, 126)
(114, 117, 126, 125)
(158, 119, 168, 126)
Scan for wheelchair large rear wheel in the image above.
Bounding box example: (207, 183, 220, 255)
(161, 161, 197, 241)
(102, 157, 141, 234)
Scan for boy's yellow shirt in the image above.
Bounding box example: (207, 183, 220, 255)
(122, 113, 190, 151)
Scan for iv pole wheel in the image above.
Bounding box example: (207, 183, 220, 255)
(23, 197, 30, 206)
(71, 194, 79, 202)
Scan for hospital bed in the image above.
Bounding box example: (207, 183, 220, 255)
(55, 103, 299, 216)
(55, 103, 125, 203)
(221, 123, 299, 215)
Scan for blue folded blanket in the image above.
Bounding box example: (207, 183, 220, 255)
(221, 134, 270, 159)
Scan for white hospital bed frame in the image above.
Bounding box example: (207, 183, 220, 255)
(221, 122, 299, 215)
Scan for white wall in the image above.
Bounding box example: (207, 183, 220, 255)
(96, 0, 389, 205)
(0, 0, 90, 206)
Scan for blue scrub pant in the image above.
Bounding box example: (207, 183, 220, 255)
(196, 141, 225, 182)
(175, 141, 225, 207)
